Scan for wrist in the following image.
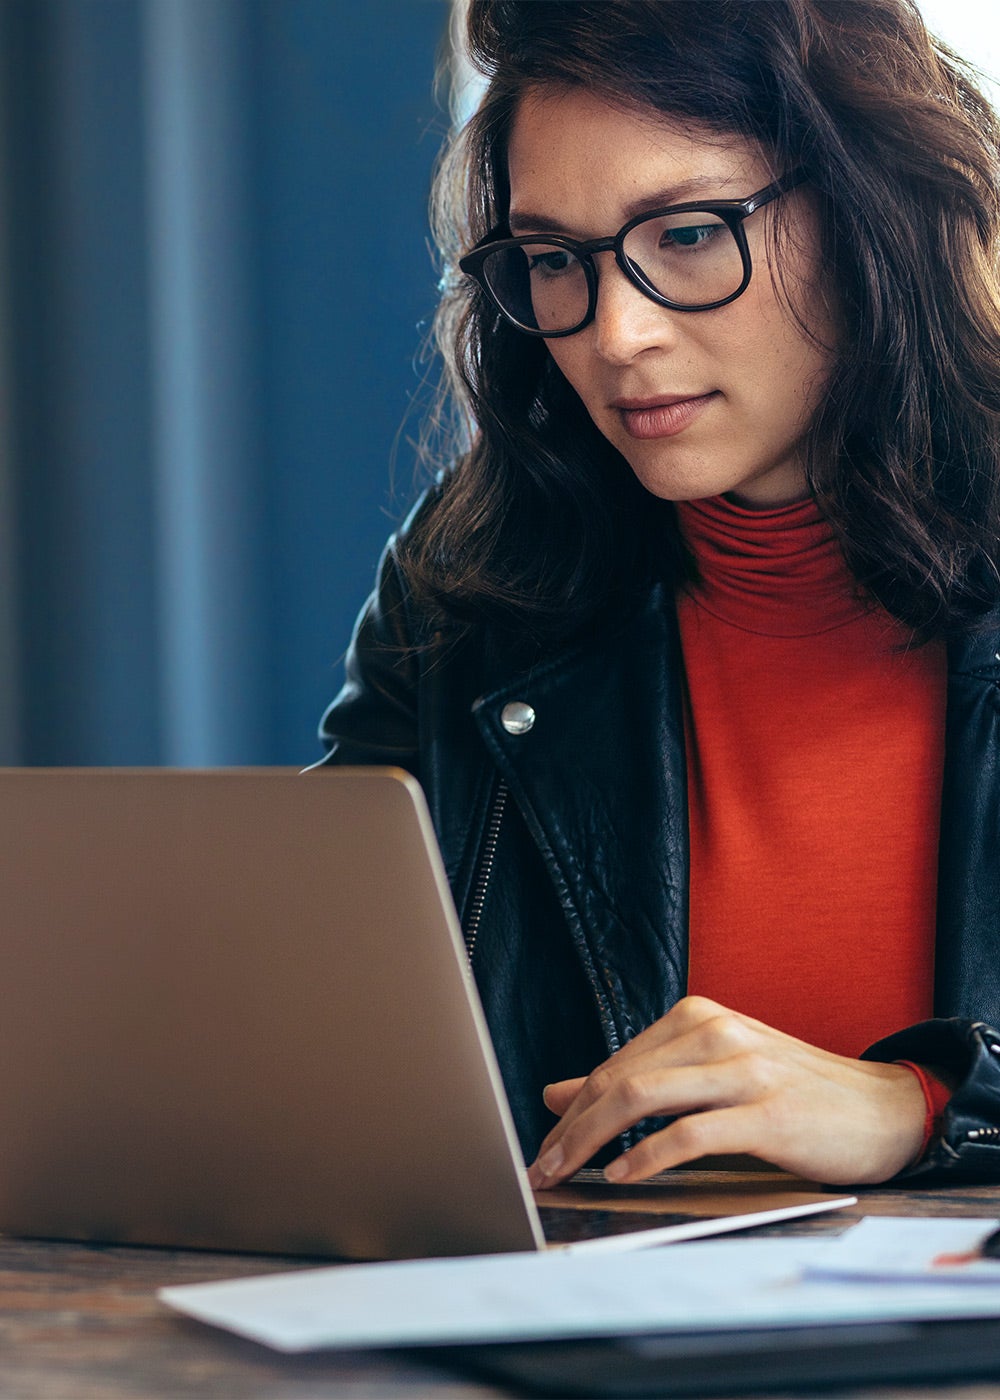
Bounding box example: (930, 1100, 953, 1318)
(895, 1060, 952, 1163)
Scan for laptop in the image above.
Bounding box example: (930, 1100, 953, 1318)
(0, 766, 850, 1259)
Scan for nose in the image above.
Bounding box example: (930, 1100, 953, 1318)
(588, 252, 681, 364)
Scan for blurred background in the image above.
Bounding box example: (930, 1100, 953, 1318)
(0, 0, 448, 766)
(0, 0, 992, 767)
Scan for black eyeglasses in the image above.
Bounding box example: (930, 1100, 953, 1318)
(458, 168, 808, 337)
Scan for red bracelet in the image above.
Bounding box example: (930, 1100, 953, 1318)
(895, 1060, 952, 1159)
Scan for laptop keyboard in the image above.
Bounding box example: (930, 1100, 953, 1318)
(538, 1207, 703, 1245)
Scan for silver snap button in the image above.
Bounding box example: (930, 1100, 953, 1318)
(501, 701, 535, 736)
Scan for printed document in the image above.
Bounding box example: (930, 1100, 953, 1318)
(160, 1218, 1000, 1353)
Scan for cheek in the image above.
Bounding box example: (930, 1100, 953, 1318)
(545, 343, 594, 402)
(737, 279, 836, 411)
(755, 239, 840, 393)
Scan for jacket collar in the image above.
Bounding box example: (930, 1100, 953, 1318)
(948, 611, 1000, 680)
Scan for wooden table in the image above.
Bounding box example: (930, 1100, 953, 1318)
(5, 1171, 1000, 1399)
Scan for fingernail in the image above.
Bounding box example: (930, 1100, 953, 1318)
(535, 1143, 564, 1180)
(542, 1084, 554, 1106)
(604, 1157, 629, 1182)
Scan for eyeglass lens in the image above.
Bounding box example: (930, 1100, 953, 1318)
(481, 210, 744, 332)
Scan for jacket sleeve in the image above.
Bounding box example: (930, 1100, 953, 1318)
(862, 1018, 1000, 1182)
(312, 528, 422, 777)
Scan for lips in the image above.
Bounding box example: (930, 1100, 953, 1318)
(613, 392, 718, 440)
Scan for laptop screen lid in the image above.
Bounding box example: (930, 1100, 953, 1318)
(0, 767, 544, 1259)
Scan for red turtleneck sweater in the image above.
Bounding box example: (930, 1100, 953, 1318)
(675, 493, 946, 1059)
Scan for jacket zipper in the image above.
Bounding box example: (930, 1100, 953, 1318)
(463, 778, 508, 964)
(462, 775, 622, 1056)
(463, 773, 623, 1083)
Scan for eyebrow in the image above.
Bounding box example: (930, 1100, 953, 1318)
(507, 176, 737, 236)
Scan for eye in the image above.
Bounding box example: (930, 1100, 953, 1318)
(660, 223, 721, 249)
(525, 248, 576, 277)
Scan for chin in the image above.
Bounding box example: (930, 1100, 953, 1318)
(622, 456, 738, 505)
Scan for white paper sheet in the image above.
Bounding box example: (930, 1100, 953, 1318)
(159, 1219, 1000, 1353)
(804, 1215, 1000, 1284)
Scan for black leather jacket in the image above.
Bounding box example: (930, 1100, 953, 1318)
(317, 503, 1000, 1183)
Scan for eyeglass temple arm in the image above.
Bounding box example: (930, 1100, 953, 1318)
(743, 166, 809, 216)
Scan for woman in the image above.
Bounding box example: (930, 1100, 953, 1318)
(318, 0, 1000, 1188)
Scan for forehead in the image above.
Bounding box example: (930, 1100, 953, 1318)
(506, 86, 770, 236)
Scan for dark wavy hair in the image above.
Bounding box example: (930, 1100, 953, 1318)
(400, 0, 1000, 647)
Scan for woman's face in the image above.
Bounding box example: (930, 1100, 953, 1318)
(506, 88, 839, 508)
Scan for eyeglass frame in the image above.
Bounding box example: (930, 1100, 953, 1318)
(458, 167, 809, 338)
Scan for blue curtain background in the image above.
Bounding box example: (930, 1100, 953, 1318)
(0, 0, 446, 765)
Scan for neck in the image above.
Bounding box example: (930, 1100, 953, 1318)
(717, 460, 810, 512)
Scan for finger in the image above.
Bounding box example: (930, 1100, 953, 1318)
(603, 1104, 765, 1183)
(530, 1029, 744, 1177)
(534, 1013, 766, 1164)
(529, 1053, 763, 1187)
(542, 1077, 587, 1114)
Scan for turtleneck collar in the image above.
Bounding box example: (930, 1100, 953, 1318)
(674, 492, 867, 638)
